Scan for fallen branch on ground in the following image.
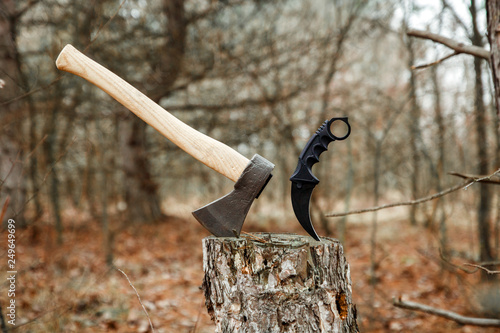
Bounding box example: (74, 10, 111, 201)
(393, 297, 500, 327)
(116, 268, 155, 333)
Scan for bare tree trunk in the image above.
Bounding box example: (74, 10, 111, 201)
(430, 65, 448, 256)
(95, 114, 114, 266)
(118, 0, 187, 223)
(0, 0, 27, 225)
(149, 0, 186, 100)
(11, 29, 42, 224)
(44, 85, 63, 244)
(486, 0, 500, 260)
(101, 172, 113, 267)
(471, 0, 494, 267)
(369, 138, 382, 324)
(406, 31, 421, 226)
(494, 106, 500, 258)
(202, 234, 359, 333)
(487, 0, 500, 119)
(121, 118, 162, 223)
(339, 139, 354, 243)
(83, 122, 98, 219)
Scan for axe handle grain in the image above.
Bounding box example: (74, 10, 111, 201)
(56, 44, 248, 182)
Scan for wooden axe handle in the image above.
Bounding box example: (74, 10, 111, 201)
(56, 44, 248, 182)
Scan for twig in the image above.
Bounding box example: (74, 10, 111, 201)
(438, 248, 500, 275)
(20, 137, 77, 215)
(407, 29, 490, 60)
(84, 0, 127, 52)
(26, 134, 47, 159)
(327, 168, 499, 218)
(0, 150, 22, 190)
(412, 51, 458, 70)
(14, 0, 41, 20)
(241, 231, 268, 243)
(0, 197, 9, 225)
(449, 168, 500, 187)
(0, 76, 62, 107)
(191, 297, 205, 333)
(438, 248, 477, 274)
(393, 297, 500, 327)
(463, 263, 500, 275)
(326, 179, 474, 218)
(116, 268, 155, 333)
(463, 168, 500, 188)
(1, 0, 125, 107)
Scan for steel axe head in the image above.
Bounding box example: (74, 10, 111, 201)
(192, 154, 274, 237)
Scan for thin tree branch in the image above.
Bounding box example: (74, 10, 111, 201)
(438, 248, 477, 274)
(449, 167, 500, 186)
(0, 77, 62, 107)
(441, 0, 471, 38)
(0, 151, 23, 190)
(240, 231, 269, 243)
(327, 167, 500, 218)
(187, 0, 245, 23)
(1, 0, 125, 107)
(15, 0, 41, 20)
(326, 180, 473, 218)
(463, 263, 500, 275)
(393, 297, 500, 327)
(19, 137, 76, 216)
(438, 248, 500, 275)
(84, 0, 126, 52)
(0, 197, 9, 226)
(412, 51, 459, 70)
(407, 29, 490, 60)
(116, 268, 155, 333)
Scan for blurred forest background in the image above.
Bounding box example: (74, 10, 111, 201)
(1, 0, 500, 332)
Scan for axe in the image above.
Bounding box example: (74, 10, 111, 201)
(55, 44, 274, 237)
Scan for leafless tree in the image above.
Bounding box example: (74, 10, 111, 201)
(0, 0, 31, 226)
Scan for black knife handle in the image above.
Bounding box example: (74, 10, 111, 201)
(290, 117, 350, 185)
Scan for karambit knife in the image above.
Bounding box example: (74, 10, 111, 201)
(56, 44, 274, 237)
(290, 117, 351, 241)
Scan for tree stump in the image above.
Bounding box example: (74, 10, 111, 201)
(202, 233, 358, 332)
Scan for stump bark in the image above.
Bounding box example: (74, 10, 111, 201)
(202, 233, 358, 333)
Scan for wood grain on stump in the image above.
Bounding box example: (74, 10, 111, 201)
(202, 233, 358, 333)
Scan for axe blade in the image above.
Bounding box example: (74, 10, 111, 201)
(193, 154, 274, 237)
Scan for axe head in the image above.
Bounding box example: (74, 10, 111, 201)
(192, 154, 274, 237)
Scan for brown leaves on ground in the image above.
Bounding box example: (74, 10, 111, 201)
(3, 213, 498, 332)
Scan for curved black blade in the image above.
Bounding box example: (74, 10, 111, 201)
(289, 117, 351, 241)
(290, 181, 320, 241)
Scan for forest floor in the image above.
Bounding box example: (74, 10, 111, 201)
(2, 207, 499, 332)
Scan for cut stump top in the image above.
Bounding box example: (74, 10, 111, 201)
(202, 233, 358, 332)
